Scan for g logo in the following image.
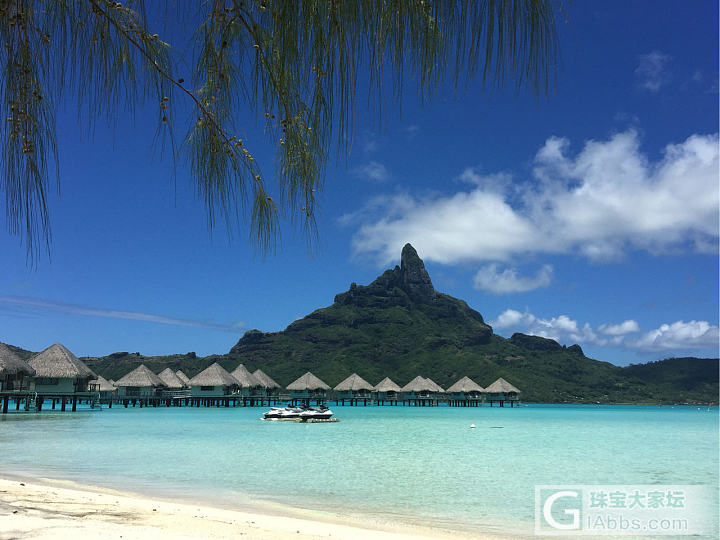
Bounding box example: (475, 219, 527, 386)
(543, 490, 581, 530)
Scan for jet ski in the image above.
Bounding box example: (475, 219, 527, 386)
(298, 405, 333, 420)
(263, 405, 304, 419)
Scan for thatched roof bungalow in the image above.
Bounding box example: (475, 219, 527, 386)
(0, 343, 35, 392)
(175, 370, 191, 386)
(334, 373, 374, 400)
(252, 369, 281, 396)
(400, 375, 435, 397)
(158, 368, 187, 389)
(485, 377, 521, 403)
(91, 375, 117, 400)
(374, 377, 402, 401)
(287, 372, 330, 402)
(188, 363, 238, 397)
(114, 365, 166, 398)
(425, 377, 445, 394)
(230, 364, 261, 397)
(446, 376, 484, 401)
(29, 343, 97, 394)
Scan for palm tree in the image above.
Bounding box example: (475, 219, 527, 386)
(0, 0, 557, 262)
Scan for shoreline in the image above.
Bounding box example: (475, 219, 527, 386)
(0, 475, 517, 540)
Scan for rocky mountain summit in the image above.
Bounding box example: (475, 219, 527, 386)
(334, 243, 436, 306)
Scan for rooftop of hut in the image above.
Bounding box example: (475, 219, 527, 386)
(0, 343, 35, 376)
(92, 375, 116, 392)
(447, 376, 484, 393)
(374, 377, 402, 392)
(424, 377, 445, 393)
(334, 373, 373, 392)
(29, 343, 96, 379)
(188, 362, 238, 387)
(400, 375, 436, 393)
(252, 369, 281, 389)
(286, 372, 330, 391)
(485, 377, 521, 394)
(175, 370, 191, 385)
(158, 368, 187, 389)
(230, 364, 260, 388)
(114, 364, 166, 388)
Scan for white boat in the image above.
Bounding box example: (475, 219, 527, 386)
(299, 405, 333, 420)
(278, 406, 305, 418)
(263, 405, 304, 419)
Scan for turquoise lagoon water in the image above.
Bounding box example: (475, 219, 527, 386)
(0, 404, 717, 537)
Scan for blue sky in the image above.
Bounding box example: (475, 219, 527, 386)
(1, 1, 718, 365)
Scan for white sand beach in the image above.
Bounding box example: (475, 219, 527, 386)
(0, 476, 509, 540)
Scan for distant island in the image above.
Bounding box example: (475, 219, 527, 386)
(8, 244, 718, 404)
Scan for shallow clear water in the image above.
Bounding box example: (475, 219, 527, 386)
(0, 403, 717, 536)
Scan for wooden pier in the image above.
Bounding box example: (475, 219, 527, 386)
(1, 387, 522, 413)
(1, 391, 100, 413)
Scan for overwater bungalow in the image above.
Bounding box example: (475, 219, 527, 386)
(230, 364, 262, 399)
(374, 377, 402, 405)
(158, 368, 187, 389)
(29, 343, 97, 394)
(425, 377, 445, 395)
(188, 363, 238, 399)
(157, 368, 189, 402)
(92, 375, 117, 402)
(485, 377, 521, 407)
(401, 376, 438, 406)
(286, 372, 330, 406)
(446, 376, 485, 406)
(0, 343, 35, 392)
(27, 343, 98, 411)
(114, 365, 166, 400)
(0, 343, 36, 413)
(175, 370, 191, 386)
(334, 373, 374, 405)
(252, 369, 282, 401)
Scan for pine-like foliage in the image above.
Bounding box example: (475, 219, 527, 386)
(0, 0, 557, 262)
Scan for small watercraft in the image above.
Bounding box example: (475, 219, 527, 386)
(279, 406, 306, 418)
(263, 405, 305, 419)
(299, 405, 333, 420)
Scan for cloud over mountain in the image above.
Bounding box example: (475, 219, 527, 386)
(492, 308, 718, 354)
(473, 264, 553, 294)
(351, 130, 718, 266)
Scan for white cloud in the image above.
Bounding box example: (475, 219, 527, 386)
(630, 320, 719, 352)
(491, 309, 601, 345)
(473, 264, 553, 294)
(352, 161, 390, 182)
(492, 309, 718, 355)
(457, 167, 514, 194)
(352, 130, 719, 266)
(598, 320, 641, 336)
(635, 51, 672, 92)
(492, 309, 533, 329)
